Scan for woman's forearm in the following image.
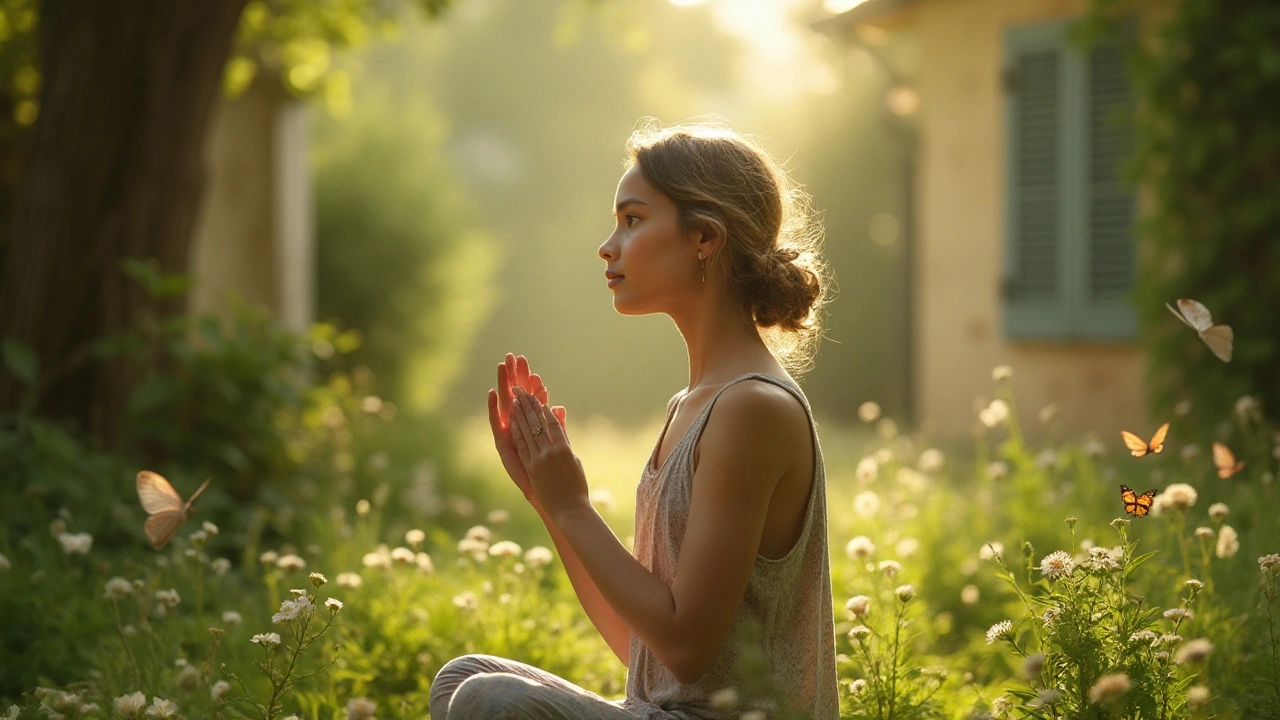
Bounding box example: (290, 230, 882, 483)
(536, 503, 633, 665)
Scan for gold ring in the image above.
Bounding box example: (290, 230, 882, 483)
(531, 426, 542, 436)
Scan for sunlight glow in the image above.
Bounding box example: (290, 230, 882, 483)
(822, 0, 873, 13)
(708, 0, 837, 103)
(667, 0, 710, 6)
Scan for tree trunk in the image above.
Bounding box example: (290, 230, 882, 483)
(0, 0, 248, 445)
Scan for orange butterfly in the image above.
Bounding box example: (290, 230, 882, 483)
(1166, 298, 1233, 362)
(1121, 485, 1158, 517)
(1120, 422, 1170, 458)
(1212, 442, 1244, 479)
(136, 471, 211, 550)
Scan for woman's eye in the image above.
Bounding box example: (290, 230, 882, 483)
(625, 214, 640, 227)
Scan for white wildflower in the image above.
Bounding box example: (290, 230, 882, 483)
(960, 585, 980, 605)
(104, 577, 134, 599)
(259, 550, 279, 566)
(1129, 629, 1158, 644)
(1088, 673, 1131, 703)
(144, 697, 177, 718)
(848, 678, 868, 694)
(986, 461, 1009, 480)
(222, 611, 241, 625)
(991, 365, 1012, 381)
(1029, 689, 1062, 708)
(210, 681, 230, 702)
(1208, 502, 1229, 522)
(487, 508, 511, 525)
(356, 499, 371, 516)
(1186, 685, 1210, 707)
(346, 697, 377, 720)
(155, 589, 181, 608)
(325, 598, 343, 614)
(310, 572, 328, 588)
(992, 695, 1013, 717)
(1260, 554, 1280, 575)
(210, 558, 231, 576)
(337, 572, 363, 588)
(1163, 608, 1194, 621)
(878, 560, 902, 579)
(1174, 638, 1213, 664)
(390, 547, 415, 564)
(272, 596, 314, 624)
(1038, 403, 1059, 424)
(1185, 579, 1204, 592)
(251, 633, 281, 647)
(895, 537, 920, 557)
(465, 525, 491, 542)
(524, 546, 554, 568)
(979, 542, 1004, 560)
(852, 491, 880, 518)
(1216, 525, 1239, 558)
(857, 401, 881, 423)
(845, 535, 875, 560)
(114, 693, 147, 716)
(57, 532, 93, 554)
(875, 417, 898, 439)
(453, 591, 477, 612)
(986, 620, 1013, 644)
(1039, 550, 1074, 580)
(362, 546, 392, 569)
(489, 540, 523, 559)
(415, 552, 435, 573)
(895, 584, 915, 602)
(276, 554, 306, 571)
(1161, 483, 1198, 510)
(917, 448, 945, 473)
(845, 595, 871, 619)
(855, 456, 879, 483)
(456, 536, 488, 557)
(1195, 526, 1216, 539)
(1235, 394, 1262, 422)
(978, 400, 1009, 428)
(176, 665, 202, 692)
(405, 529, 426, 548)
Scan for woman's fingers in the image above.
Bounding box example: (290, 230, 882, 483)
(497, 362, 513, 422)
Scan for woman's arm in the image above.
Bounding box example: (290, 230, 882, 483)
(533, 503, 633, 664)
(511, 382, 796, 684)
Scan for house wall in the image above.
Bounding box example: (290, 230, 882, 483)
(910, 0, 1169, 440)
(188, 73, 313, 333)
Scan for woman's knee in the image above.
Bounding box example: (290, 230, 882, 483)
(445, 673, 540, 719)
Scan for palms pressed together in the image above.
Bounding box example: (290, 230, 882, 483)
(487, 353, 568, 511)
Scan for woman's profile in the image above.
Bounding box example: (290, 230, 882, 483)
(430, 119, 838, 720)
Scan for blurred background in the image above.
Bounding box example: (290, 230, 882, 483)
(2, 0, 1279, 714)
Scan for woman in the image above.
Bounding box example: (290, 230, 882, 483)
(430, 120, 838, 720)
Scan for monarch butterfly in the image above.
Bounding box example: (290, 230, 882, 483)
(136, 471, 211, 550)
(1166, 298, 1233, 362)
(1121, 485, 1158, 517)
(1120, 422, 1170, 458)
(1212, 442, 1245, 479)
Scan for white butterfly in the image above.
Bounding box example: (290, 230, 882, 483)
(1166, 298, 1233, 362)
(136, 471, 211, 549)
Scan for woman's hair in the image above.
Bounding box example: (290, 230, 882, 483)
(624, 117, 832, 377)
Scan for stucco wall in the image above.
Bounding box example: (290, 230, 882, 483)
(188, 73, 313, 332)
(910, 0, 1167, 440)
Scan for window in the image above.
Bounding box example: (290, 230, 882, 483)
(1003, 18, 1137, 340)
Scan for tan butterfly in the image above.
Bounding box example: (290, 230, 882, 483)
(1212, 442, 1245, 479)
(1120, 422, 1170, 458)
(136, 471, 211, 549)
(1166, 298, 1233, 362)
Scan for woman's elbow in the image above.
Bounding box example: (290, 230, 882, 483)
(664, 645, 715, 685)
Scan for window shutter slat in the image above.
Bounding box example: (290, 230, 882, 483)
(1005, 24, 1071, 337)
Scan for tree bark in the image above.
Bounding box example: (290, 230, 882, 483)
(0, 0, 248, 444)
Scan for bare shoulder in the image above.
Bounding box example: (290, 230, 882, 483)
(697, 379, 810, 476)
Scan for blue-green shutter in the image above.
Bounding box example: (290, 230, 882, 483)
(1004, 18, 1138, 340)
(1004, 22, 1072, 338)
(1075, 25, 1138, 338)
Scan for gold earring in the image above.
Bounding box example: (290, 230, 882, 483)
(698, 251, 706, 283)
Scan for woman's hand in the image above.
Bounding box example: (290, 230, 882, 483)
(508, 385, 590, 522)
(488, 353, 567, 510)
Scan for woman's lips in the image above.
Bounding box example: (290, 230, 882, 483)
(608, 277, 624, 288)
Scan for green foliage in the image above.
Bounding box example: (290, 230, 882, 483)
(1086, 0, 1280, 442)
(312, 90, 498, 413)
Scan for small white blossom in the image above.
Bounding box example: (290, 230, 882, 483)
(391, 547, 416, 564)
(155, 589, 181, 608)
(259, 550, 279, 566)
(986, 461, 1009, 480)
(465, 525, 491, 542)
(1088, 673, 1131, 703)
(272, 596, 314, 624)
(1216, 525, 1240, 558)
(1175, 638, 1214, 664)
(113, 693, 147, 716)
(1163, 608, 1194, 621)
(222, 611, 241, 625)
(144, 697, 177, 719)
(710, 688, 739, 710)
(210, 680, 230, 702)
(845, 595, 871, 618)
(855, 456, 879, 483)
(986, 620, 1013, 644)
(405, 529, 426, 548)
(1208, 502, 1229, 521)
(960, 585, 980, 605)
(1195, 526, 1216, 539)
(104, 577, 134, 599)
(858, 401, 881, 423)
(1186, 685, 1210, 707)
(276, 554, 306, 571)
(1161, 483, 1198, 510)
(524, 546, 554, 568)
(1039, 551, 1074, 580)
(325, 598, 344, 614)
(337, 572, 363, 588)
(979, 399, 1010, 428)
(251, 633, 281, 647)
(210, 558, 231, 576)
(453, 591, 477, 612)
(991, 365, 1012, 381)
(57, 532, 93, 554)
(895, 537, 920, 558)
(1260, 554, 1280, 575)
(847, 625, 871, 642)
(895, 584, 915, 602)
(416, 552, 435, 573)
(917, 448, 945, 473)
(489, 540, 523, 558)
(346, 697, 377, 720)
(362, 546, 392, 569)
(876, 418, 898, 439)
(1185, 579, 1204, 592)
(845, 535, 875, 560)
(878, 560, 902, 579)
(487, 508, 511, 525)
(980, 542, 1004, 560)
(853, 491, 880, 518)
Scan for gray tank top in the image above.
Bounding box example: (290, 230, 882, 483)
(623, 373, 839, 720)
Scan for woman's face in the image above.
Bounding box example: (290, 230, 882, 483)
(598, 164, 699, 315)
